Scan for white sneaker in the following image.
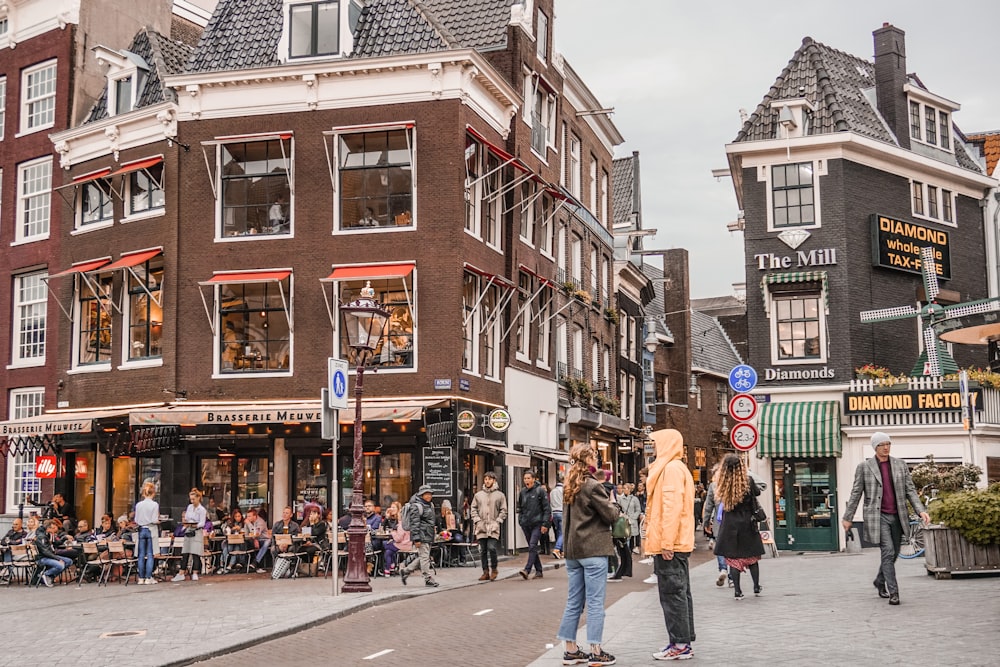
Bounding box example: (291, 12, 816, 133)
(138, 578, 148, 585)
(171, 573, 185, 582)
(639, 557, 654, 564)
(644, 574, 657, 584)
(191, 573, 199, 581)
(149, 578, 158, 584)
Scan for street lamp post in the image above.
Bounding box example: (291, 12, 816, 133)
(339, 281, 389, 593)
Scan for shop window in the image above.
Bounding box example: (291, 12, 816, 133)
(220, 137, 291, 238)
(76, 273, 113, 367)
(80, 180, 114, 227)
(6, 388, 43, 509)
(293, 457, 330, 519)
(219, 279, 291, 373)
(339, 127, 413, 231)
(338, 275, 414, 370)
(201, 456, 269, 518)
(126, 263, 163, 361)
(12, 271, 47, 366)
(127, 162, 165, 216)
(21, 60, 56, 134)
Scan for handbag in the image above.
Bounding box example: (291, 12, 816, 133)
(751, 495, 768, 524)
(612, 515, 631, 539)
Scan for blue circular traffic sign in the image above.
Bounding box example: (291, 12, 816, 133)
(728, 365, 758, 393)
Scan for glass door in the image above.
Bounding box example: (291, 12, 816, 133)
(773, 458, 838, 551)
(200, 456, 270, 521)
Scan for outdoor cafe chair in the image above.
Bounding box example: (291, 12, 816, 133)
(202, 534, 222, 574)
(225, 533, 252, 573)
(106, 540, 138, 586)
(77, 541, 112, 587)
(9, 544, 38, 586)
(272, 533, 301, 578)
(153, 536, 180, 580)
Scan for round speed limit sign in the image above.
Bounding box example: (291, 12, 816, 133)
(730, 422, 759, 451)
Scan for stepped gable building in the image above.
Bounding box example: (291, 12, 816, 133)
(13, 0, 625, 554)
(724, 23, 999, 552)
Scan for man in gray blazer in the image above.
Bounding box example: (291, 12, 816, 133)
(843, 432, 930, 605)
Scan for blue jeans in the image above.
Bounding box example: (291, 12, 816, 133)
(136, 527, 155, 579)
(522, 524, 543, 574)
(38, 556, 71, 578)
(557, 556, 609, 646)
(552, 512, 563, 550)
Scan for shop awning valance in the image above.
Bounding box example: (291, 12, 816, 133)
(760, 270, 829, 314)
(530, 448, 569, 462)
(103, 248, 162, 271)
(322, 263, 414, 281)
(46, 258, 111, 279)
(473, 439, 532, 467)
(757, 400, 842, 458)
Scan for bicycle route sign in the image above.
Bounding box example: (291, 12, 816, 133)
(728, 364, 758, 393)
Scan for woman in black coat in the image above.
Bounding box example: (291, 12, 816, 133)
(712, 453, 765, 600)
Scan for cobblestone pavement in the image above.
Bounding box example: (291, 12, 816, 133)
(528, 550, 1000, 667)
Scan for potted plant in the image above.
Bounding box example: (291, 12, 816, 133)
(561, 281, 576, 296)
(573, 289, 593, 305)
(604, 307, 620, 325)
(925, 484, 1000, 577)
(855, 363, 892, 381)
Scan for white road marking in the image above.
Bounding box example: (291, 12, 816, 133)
(473, 608, 493, 616)
(539, 587, 554, 592)
(363, 649, 394, 660)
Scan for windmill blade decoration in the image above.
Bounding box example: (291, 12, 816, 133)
(859, 245, 1000, 377)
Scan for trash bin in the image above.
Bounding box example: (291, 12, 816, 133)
(845, 527, 861, 554)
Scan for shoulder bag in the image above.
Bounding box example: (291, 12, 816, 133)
(612, 515, 631, 539)
(751, 494, 768, 524)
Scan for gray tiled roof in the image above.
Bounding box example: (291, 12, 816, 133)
(734, 37, 983, 174)
(691, 310, 743, 376)
(611, 156, 634, 226)
(188, 0, 513, 73)
(86, 30, 195, 123)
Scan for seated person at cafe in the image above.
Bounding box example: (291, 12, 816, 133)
(270, 506, 300, 562)
(2, 518, 26, 547)
(381, 503, 411, 575)
(94, 514, 118, 541)
(440, 500, 464, 542)
(36, 519, 74, 587)
(243, 508, 269, 571)
(44, 493, 73, 525)
(297, 507, 329, 566)
(24, 515, 41, 543)
(301, 497, 325, 525)
(217, 508, 245, 573)
(51, 521, 82, 561)
(74, 519, 94, 542)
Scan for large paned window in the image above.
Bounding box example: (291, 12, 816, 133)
(220, 138, 291, 238)
(128, 162, 165, 216)
(16, 156, 51, 242)
(289, 1, 339, 58)
(201, 456, 269, 516)
(771, 163, 814, 227)
(127, 263, 163, 361)
(568, 133, 581, 198)
(219, 279, 291, 373)
(461, 272, 503, 377)
(536, 10, 548, 60)
(0, 77, 6, 139)
(6, 388, 44, 509)
(556, 319, 567, 377)
(774, 293, 822, 360)
(337, 274, 414, 370)
(912, 181, 924, 216)
(911, 181, 956, 225)
(589, 158, 598, 214)
(12, 271, 47, 365)
(516, 274, 532, 361)
(464, 136, 501, 245)
(909, 100, 952, 151)
(463, 273, 477, 372)
(21, 60, 56, 133)
(536, 288, 551, 368)
(77, 273, 113, 366)
(572, 326, 583, 377)
(80, 180, 113, 227)
(482, 286, 500, 380)
(601, 170, 608, 224)
(909, 101, 921, 141)
(520, 180, 536, 244)
(540, 192, 554, 256)
(340, 128, 413, 230)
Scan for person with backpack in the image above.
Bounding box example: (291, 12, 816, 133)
(471, 471, 507, 581)
(400, 485, 439, 588)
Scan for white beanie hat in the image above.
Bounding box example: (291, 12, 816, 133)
(870, 432, 891, 449)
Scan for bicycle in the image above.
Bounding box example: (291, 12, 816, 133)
(898, 495, 940, 559)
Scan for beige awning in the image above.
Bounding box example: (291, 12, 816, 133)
(0, 409, 127, 438)
(129, 398, 447, 427)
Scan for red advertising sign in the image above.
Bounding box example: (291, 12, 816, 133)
(35, 456, 57, 479)
(75, 458, 88, 479)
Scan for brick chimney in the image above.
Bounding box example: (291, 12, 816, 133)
(873, 23, 909, 149)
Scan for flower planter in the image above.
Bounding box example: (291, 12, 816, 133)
(923, 525, 1000, 579)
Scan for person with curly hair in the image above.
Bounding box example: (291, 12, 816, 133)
(555, 444, 621, 666)
(712, 453, 764, 601)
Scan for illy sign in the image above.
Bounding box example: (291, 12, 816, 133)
(35, 456, 57, 479)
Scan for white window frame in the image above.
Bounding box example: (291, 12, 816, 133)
(908, 98, 953, 153)
(211, 274, 294, 378)
(602, 345, 610, 390)
(909, 180, 958, 227)
(462, 272, 480, 376)
(568, 133, 581, 199)
(591, 339, 599, 384)
(0, 76, 6, 140)
(214, 134, 294, 240)
(71, 271, 114, 372)
(589, 157, 597, 214)
(536, 9, 548, 61)
(11, 270, 47, 368)
(120, 262, 164, 369)
(6, 387, 45, 510)
(519, 180, 536, 246)
(77, 178, 115, 229)
(572, 326, 583, 377)
(766, 289, 828, 366)
(539, 192, 554, 259)
(556, 318, 567, 374)
(20, 60, 57, 135)
(125, 161, 166, 220)
(15, 156, 52, 243)
(759, 160, 826, 232)
(600, 169, 608, 224)
(570, 236, 582, 284)
(280, 0, 354, 63)
(535, 289, 551, 369)
(334, 123, 415, 234)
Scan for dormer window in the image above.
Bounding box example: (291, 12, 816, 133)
(904, 84, 957, 153)
(281, 0, 361, 61)
(93, 46, 148, 117)
(771, 98, 815, 140)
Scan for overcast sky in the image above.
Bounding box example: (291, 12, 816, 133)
(555, 0, 1000, 299)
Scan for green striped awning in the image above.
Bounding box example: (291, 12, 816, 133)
(757, 400, 842, 458)
(760, 270, 829, 314)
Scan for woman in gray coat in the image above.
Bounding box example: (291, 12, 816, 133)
(556, 444, 621, 666)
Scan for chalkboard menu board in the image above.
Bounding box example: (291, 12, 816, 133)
(423, 446, 453, 496)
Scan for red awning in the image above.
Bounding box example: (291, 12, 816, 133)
(102, 249, 162, 271)
(73, 168, 112, 184)
(466, 126, 531, 174)
(48, 258, 111, 279)
(204, 270, 291, 284)
(108, 156, 164, 178)
(464, 263, 516, 288)
(517, 263, 557, 288)
(324, 264, 415, 280)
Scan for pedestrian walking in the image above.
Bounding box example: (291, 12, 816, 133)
(556, 444, 621, 666)
(842, 431, 930, 605)
(517, 470, 551, 580)
(172, 488, 207, 582)
(470, 471, 507, 581)
(549, 476, 564, 559)
(712, 454, 765, 602)
(701, 463, 730, 588)
(134, 481, 160, 585)
(400, 485, 439, 587)
(645, 428, 696, 661)
(610, 483, 641, 580)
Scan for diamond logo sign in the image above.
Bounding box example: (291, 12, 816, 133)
(777, 228, 811, 249)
